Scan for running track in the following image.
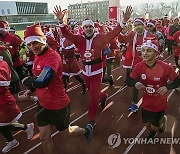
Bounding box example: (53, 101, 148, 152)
(0, 53, 180, 154)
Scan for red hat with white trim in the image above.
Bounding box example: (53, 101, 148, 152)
(133, 17, 145, 25)
(24, 23, 46, 45)
(141, 37, 159, 52)
(0, 20, 9, 31)
(147, 19, 156, 28)
(82, 19, 94, 28)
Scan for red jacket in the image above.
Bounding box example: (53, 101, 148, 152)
(60, 37, 81, 75)
(60, 23, 124, 76)
(172, 30, 180, 56)
(0, 32, 22, 67)
(0, 59, 22, 125)
(46, 35, 59, 51)
(118, 30, 156, 68)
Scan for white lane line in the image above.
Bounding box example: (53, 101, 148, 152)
(123, 88, 176, 154)
(21, 66, 122, 113)
(23, 55, 174, 153)
(123, 126, 146, 154)
(22, 105, 38, 114)
(23, 85, 128, 154)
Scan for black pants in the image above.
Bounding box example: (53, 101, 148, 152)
(166, 39, 173, 55)
(0, 123, 27, 142)
(175, 56, 179, 68)
(62, 75, 86, 90)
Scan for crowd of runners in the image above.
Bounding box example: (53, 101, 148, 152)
(0, 4, 180, 154)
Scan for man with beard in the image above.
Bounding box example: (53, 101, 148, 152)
(53, 5, 133, 143)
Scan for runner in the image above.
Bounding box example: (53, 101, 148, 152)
(127, 38, 180, 142)
(0, 56, 34, 153)
(53, 5, 133, 143)
(21, 23, 87, 154)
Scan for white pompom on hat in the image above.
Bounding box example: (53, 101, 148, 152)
(82, 20, 94, 28)
(24, 23, 46, 45)
(141, 37, 159, 52)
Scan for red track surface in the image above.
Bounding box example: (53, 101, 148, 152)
(1, 53, 180, 154)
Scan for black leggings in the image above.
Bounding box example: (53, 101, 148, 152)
(62, 75, 86, 90)
(0, 123, 27, 142)
(74, 75, 86, 88)
(126, 68, 139, 104)
(133, 87, 139, 104)
(175, 56, 179, 67)
(62, 75, 69, 90)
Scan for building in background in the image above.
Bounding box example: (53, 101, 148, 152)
(68, 0, 109, 23)
(0, 1, 57, 30)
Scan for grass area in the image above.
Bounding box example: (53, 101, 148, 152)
(16, 30, 24, 40)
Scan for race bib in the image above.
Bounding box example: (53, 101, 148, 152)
(146, 86, 156, 94)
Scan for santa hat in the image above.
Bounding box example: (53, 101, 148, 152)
(24, 23, 46, 45)
(82, 19, 94, 28)
(0, 20, 9, 31)
(133, 17, 145, 25)
(147, 19, 156, 28)
(141, 37, 159, 52)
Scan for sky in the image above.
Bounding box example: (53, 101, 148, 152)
(1, 0, 178, 13)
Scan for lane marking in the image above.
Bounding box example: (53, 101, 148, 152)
(21, 66, 122, 113)
(23, 54, 175, 153)
(123, 88, 176, 154)
(23, 85, 127, 154)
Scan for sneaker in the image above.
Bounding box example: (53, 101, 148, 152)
(100, 96, 108, 108)
(108, 75, 114, 86)
(146, 131, 157, 144)
(84, 123, 93, 143)
(26, 123, 34, 139)
(128, 103, 138, 112)
(159, 115, 167, 133)
(2, 139, 19, 153)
